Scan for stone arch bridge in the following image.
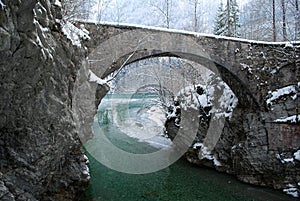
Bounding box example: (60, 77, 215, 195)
(74, 21, 299, 139)
(73, 22, 300, 186)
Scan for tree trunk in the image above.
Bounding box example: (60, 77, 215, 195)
(296, 0, 300, 40)
(227, 0, 231, 36)
(272, 0, 277, 41)
(96, 0, 102, 22)
(166, 0, 170, 28)
(194, 0, 198, 32)
(281, 0, 287, 40)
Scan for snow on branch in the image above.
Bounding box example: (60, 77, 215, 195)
(61, 21, 90, 47)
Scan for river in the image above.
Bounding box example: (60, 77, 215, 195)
(80, 94, 296, 201)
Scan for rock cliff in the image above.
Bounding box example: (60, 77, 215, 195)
(0, 0, 89, 200)
(167, 83, 300, 197)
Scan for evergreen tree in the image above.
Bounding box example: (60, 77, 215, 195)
(214, 1, 226, 35)
(214, 0, 240, 37)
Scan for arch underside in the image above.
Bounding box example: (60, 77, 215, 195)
(94, 50, 258, 109)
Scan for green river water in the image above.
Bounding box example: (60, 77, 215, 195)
(80, 95, 297, 201)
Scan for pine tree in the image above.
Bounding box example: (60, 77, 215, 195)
(214, 1, 226, 35)
(214, 0, 240, 37)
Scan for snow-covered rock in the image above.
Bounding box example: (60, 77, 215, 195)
(88, 70, 107, 85)
(276, 154, 294, 164)
(266, 85, 297, 105)
(294, 150, 300, 161)
(54, 0, 62, 7)
(283, 184, 299, 198)
(274, 115, 300, 123)
(193, 143, 222, 167)
(61, 21, 90, 47)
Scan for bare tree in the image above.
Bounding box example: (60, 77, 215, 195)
(273, 0, 277, 41)
(95, 0, 111, 22)
(188, 0, 201, 32)
(227, 0, 231, 36)
(149, 0, 173, 28)
(295, 0, 300, 39)
(61, 0, 92, 21)
(281, 0, 288, 40)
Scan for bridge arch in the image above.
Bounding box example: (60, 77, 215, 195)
(88, 29, 258, 108)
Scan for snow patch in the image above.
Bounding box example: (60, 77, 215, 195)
(177, 82, 237, 119)
(294, 150, 300, 161)
(33, 19, 54, 60)
(213, 157, 222, 167)
(285, 42, 295, 48)
(54, 0, 62, 7)
(88, 70, 107, 85)
(194, 143, 222, 167)
(193, 143, 202, 149)
(82, 165, 90, 180)
(0, 0, 5, 9)
(198, 144, 214, 160)
(83, 154, 90, 164)
(61, 21, 90, 47)
(274, 115, 300, 123)
(276, 154, 294, 164)
(266, 85, 297, 105)
(240, 63, 253, 74)
(283, 185, 299, 198)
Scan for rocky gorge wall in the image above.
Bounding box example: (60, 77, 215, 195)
(0, 0, 90, 200)
(180, 86, 300, 196)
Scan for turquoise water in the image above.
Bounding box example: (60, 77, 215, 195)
(80, 95, 297, 201)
